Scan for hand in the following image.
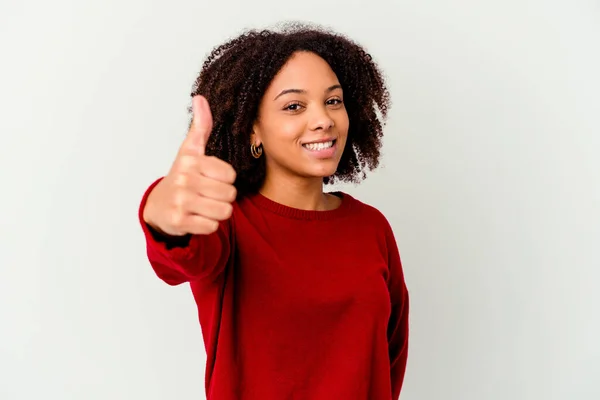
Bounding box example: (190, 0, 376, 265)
(143, 95, 237, 236)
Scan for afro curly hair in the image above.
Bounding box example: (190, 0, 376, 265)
(189, 22, 391, 197)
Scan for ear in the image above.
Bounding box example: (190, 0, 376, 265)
(251, 125, 262, 146)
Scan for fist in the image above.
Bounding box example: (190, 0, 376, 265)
(143, 95, 237, 236)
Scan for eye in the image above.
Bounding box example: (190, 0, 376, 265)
(283, 102, 303, 112)
(326, 97, 344, 106)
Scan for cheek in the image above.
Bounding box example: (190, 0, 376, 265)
(264, 118, 305, 146)
(336, 113, 350, 138)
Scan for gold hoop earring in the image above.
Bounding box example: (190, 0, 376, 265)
(250, 143, 263, 159)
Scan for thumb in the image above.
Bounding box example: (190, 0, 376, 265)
(183, 95, 213, 154)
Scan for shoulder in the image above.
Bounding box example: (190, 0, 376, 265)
(339, 192, 394, 231)
(340, 192, 401, 259)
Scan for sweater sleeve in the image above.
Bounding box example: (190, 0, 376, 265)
(138, 178, 231, 285)
(384, 221, 410, 399)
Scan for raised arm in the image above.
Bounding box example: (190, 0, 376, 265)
(139, 95, 237, 285)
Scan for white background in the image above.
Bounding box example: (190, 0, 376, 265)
(1, 0, 599, 399)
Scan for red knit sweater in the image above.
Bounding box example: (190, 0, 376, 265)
(139, 179, 410, 399)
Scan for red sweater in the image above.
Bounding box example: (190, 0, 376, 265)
(139, 179, 410, 399)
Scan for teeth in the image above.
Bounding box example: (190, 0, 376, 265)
(304, 141, 334, 151)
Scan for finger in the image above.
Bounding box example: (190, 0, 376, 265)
(198, 156, 237, 184)
(172, 171, 236, 202)
(179, 214, 220, 235)
(187, 195, 233, 221)
(181, 95, 213, 155)
(194, 175, 237, 202)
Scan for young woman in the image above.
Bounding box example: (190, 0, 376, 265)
(139, 23, 410, 400)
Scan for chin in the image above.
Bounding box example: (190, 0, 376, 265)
(304, 163, 340, 179)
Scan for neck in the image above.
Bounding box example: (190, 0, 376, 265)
(259, 171, 334, 211)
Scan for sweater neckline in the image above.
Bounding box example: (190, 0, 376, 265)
(248, 191, 355, 221)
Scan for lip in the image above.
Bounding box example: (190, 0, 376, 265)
(302, 138, 338, 159)
(301, 136, 337, 145)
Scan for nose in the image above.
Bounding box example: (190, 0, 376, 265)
(309, 105, 335, 131)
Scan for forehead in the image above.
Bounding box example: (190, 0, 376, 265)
(266, 51, 340, 93)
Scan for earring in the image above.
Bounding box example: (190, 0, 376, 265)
(250, 143, 263, 159)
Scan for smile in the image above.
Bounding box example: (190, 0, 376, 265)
(302, 139, 336, 151)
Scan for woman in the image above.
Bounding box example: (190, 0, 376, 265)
(139, 23, 410, 400)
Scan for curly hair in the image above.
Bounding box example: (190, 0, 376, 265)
(189, 22, 391, 196)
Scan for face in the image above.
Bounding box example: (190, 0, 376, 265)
(252, 51, 349, 182)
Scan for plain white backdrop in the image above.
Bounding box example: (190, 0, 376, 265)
(1, 0, 599, 399)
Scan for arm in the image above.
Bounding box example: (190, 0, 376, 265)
(384, 222, 410, 399)
(138, 178, 231, 285)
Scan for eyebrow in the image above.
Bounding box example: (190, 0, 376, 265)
(273, 84, 342, 100)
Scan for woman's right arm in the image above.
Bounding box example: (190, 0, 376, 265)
(139, 96, 237, 285)
(139, 178, 232, 285)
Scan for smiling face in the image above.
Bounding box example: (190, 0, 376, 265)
(252, 51, 350, 185)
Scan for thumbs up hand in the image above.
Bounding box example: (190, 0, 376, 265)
(143, 95, 237, 236)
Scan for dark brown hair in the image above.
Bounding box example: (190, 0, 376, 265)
(190, 22, 391, 196)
